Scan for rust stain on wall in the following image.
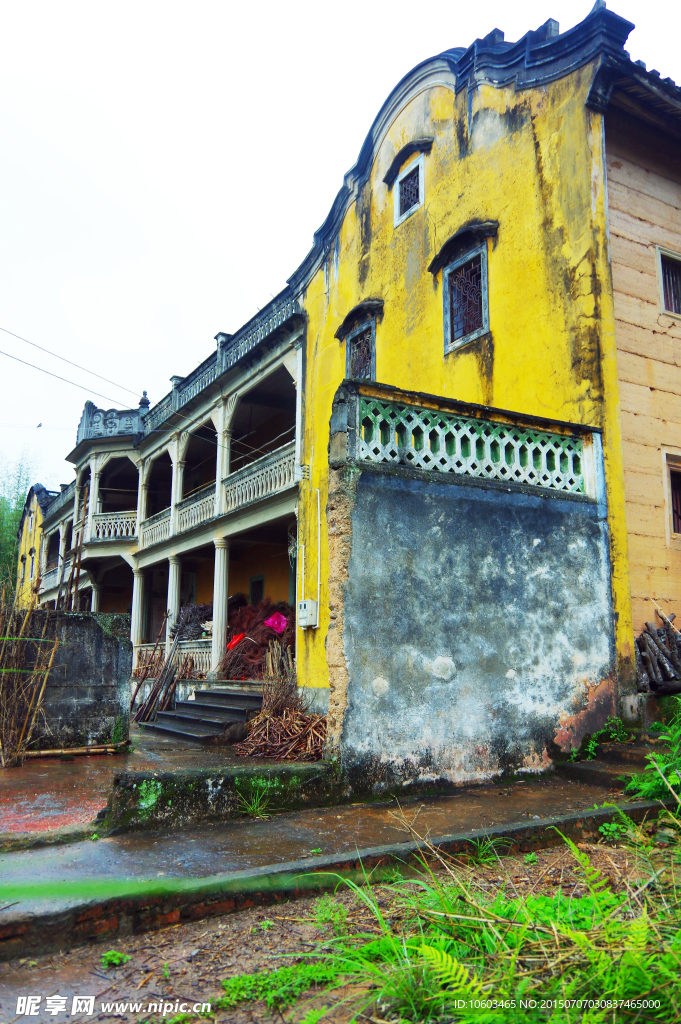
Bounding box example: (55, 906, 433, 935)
(553, 673, 617, 752)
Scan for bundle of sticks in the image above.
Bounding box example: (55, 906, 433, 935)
(635, 605, 681, 696)
(0, 591, 60, 767)
(234, 707, 327, 761)
(170, 603, 214, 642)
(234, 639, 326, 761)
(133, 634, 179, 722)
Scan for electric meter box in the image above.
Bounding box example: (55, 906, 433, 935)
(297, 599, 318, 628)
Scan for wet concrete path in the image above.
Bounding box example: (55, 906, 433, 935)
(0, 728, 259, 835)
(0, 774, 621, 914)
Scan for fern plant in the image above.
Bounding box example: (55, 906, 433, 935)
(627, 696, 681, 800)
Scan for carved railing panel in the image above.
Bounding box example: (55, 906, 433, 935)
(176, 484, 215, 534)
(178, 354, 218, 406)
(91, 511, 138, 541)
(224, 442, 296, 513)
(140, 507, 171, 548)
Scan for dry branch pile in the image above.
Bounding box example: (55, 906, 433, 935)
(234, 639, 326, 761)
(217, 600, 295, 680)
(0, 590, 60, 767)
(234, 707, 326, 761)
(170, 603, 214, 642)
(635, 609, 681, 696)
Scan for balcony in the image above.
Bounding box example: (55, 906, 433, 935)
(176, 483, 215, 534)
(41, 559, 72, 592)
(90, 511, 138, 541)
(224, 441, 296, 512)
(140, 507, 171, 548)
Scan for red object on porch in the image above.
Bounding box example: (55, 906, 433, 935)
(227, 631, 246, 651)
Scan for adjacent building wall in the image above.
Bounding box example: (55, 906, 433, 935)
(327, 384, 617, 791)
(606, 109, 681, 633)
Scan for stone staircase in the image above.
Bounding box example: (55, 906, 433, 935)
(141, 686, 262, 744)
(555, 730, 668, 789)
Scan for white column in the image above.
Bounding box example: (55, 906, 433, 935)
(211, 538, 229, 672)
(86, 455, 98, 541)
(169, 459, 185, 536)
(166, 555, 181, 651)
(91, 583, 101, 613)
(131, 569, 145, 646)
(215, 418, 232, 515)
(136, 462, 147, 543)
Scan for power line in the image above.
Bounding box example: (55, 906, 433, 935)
(0, 326, 141, 399)
(0, 349, 126, 406)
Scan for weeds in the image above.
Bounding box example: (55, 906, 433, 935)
(101, 950, 131, 968)
(314, 893, 348, 935)
(523, 852, 537, 865)
(234, 777, 272, 818)
(220, 809, 681, 1021)
(627, 695, 681, 800)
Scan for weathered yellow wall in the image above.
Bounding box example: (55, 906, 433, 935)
(296, 62, 633, 691)
(15, 492, 44, 608)
(229, 544, 291, 604)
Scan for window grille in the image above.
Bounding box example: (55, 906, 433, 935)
(399, 166, 420, 218)
(662, 254, 681, 315)
(671, 469, 681, 533)
(29, 554, 35, 581)
(443, 244, 489, 352)
(359, 396, 587, 495)
(450, 255, 483, 340)
(348, 326, 373, 380)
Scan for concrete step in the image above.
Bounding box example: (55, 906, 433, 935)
(174, 701, 249, 722)
(555, 759, 640, 790)
(595, 740, 667, 767)
(141, 718, 224, 743)
(193, 688, 262, 709)
(157, 708, 243, 728)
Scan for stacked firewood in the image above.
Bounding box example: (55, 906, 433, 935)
(635, 616, 681, 696)
(234, 707, 326, 761)
(234, 639, 326, 761)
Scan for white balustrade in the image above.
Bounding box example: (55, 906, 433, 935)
(140, 507, 171, 548)
(224, 442, 296, 513)
(176, 639, 212, 677)
(176, 484, 215, 534)
(91, 510, 138, 541)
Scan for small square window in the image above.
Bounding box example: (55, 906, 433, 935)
(346, 320, 376, 381)
(393, 155, 424, 227)
(661, 252, 681, 316)
(443, 244, 489, 353)
(671, 469, 681, 534)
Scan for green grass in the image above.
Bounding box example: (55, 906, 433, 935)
(218, 816, 681, 1021)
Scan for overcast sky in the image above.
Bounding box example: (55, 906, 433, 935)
(0, 0, 678, 490)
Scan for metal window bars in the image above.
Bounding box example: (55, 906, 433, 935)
(348, 326, 373, 380)
(662, 255, 681, 316)
(358, 397, 587, 495)
(450, 254, 483, 340)
(399, 166, 420, 218)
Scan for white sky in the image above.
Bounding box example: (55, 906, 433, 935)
(0, 0, 679, 490)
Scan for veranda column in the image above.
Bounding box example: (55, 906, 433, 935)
(211, 538, 229, 672)
(166, 555, 181, 652)
(169, 459, 185, 536)
(91, 582, 101, 613)
(136, 461, 147, 543)
(131, 569, 145, 647)
(86, 455, 98, 542)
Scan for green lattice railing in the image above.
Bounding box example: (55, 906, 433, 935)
(358, 397, 586, 494)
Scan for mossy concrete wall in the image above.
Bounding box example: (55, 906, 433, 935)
(104, 762, 344, 833)
(34, 612, 131, 749)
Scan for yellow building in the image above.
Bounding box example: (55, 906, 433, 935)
(15, 484, 58, 607)
(37, 5, 681, 791)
